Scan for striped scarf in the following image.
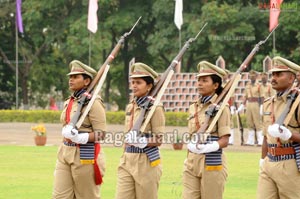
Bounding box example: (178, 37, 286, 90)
(126, 145, 160, 167)
(201, 95, 212, 104)
(293, 143, 300, 171)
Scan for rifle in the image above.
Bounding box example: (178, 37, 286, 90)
(234, 101, 244, 145)
(196, 25, 279, 144)
(275, 89, 300, 126)
(70, 17, 142, 129)
(131, 23, 208, 133)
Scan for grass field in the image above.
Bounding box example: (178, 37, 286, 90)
(0, 146, 260, 199)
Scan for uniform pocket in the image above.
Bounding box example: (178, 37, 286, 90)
(184, 156, 194, 171)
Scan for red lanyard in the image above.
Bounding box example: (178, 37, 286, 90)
(65, 98, 74, 123)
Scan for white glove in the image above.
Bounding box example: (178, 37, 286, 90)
(132, 136, 148, 149)
(62, 124, 78, 138)
(124, 130, 148, 148)
(70, 133, 89, 144)
(124, 130, 138, 144)
(230, 106, 236, 115)
(268, 124, 292, 141)
(188, 141, 219, 154)
(260, 105, 263, 116)
(187, 141, 202, 154)
(62, 124, 89, 144)
(237, 104, 244, 113)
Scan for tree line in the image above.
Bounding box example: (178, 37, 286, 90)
(0, 0, 299, 110)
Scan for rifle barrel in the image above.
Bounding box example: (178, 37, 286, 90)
(195, 28, 276, 136)
(69, 17, 141, 127)
(131, 24, 208, 132)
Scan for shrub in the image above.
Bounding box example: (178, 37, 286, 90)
(0, 110, 248, 127)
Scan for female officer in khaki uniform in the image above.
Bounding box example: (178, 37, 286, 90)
(115, 63, 165, 199)
(53, 60, 106, 199)
(183, 61, 231, 199)
(258, 56, 300, 199)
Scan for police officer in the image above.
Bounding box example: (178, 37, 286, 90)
(261, 72, 275, 99)
(53, 60, 106, 199)
(183, 61, 231, 199)
(238, 70, 263, 145)
(224, 69, 236, 145)
(258, 56, 300, 199)
(295, 71, 300, 88)
(115, 63, 165, 199)
(260, 72, 275, 116)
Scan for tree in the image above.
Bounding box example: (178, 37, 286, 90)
(0, 0, 299, 110)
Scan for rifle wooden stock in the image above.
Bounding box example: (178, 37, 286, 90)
(195, 27, 277, 139)
(131, 23, 208, 133)
(69, 17, 142, 128)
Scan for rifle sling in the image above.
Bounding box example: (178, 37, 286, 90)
(284, 92, 300, 126)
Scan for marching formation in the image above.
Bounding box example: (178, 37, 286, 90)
(51, 21, 300, 199)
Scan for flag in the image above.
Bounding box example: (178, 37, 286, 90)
(269, 0, 283, 32)
(16, 0, 24, 33)
(88, 0, 98, 33)
(174, 0, 183, 30)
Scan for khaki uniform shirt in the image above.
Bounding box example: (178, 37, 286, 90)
(261, 83, 275, 99)
(60, 95, 106, 132)
(124, 101, 165, 134)
(245, 81, 262, 99)
(188, 94, 231, 137)
(263, 91, 300, 144)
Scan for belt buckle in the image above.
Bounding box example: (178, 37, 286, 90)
(270, 147, 276, 156)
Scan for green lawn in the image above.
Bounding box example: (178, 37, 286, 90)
(0, 146, 260, 199)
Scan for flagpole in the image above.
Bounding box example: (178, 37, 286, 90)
(273, 30, 276, 56)
(15, 16, 19, 109)
(89, 31, 92, 66)
(179, 29, 181, 50)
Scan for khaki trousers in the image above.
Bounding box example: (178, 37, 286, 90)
(246, 102, 262, 131)
(52, 144, 105, 199)
(115, 152, 162, 199)
(182, 152, 227, 199)
(257, 157, 300, 199)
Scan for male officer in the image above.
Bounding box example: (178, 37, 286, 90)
(258, 56, 300, 199)
(261, 72, 275, 99)
(260, 72, 275, 115)
(238, 70, 263, 145)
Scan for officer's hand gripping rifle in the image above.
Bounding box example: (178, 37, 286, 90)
(195, 25, 278, 144)
(131, 23, 208, 134)
(70, 17, 142, 129)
